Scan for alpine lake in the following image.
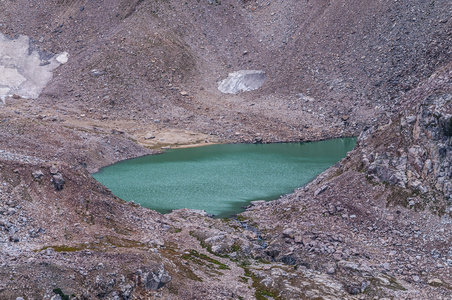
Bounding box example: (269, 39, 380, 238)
(93, 138, 356, 218)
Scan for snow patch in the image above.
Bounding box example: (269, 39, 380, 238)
(218, 70, 266, 94)
(0, 33, 68, 103)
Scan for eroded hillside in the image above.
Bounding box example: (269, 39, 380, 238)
(0, 0, 451, 299)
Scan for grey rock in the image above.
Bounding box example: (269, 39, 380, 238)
(95, 275, 116, 295)
(280, 256, 297, 265)
(32, 170, 44, 179)
(249, 200, 266, 206)
(10, 235, 20, 242)
(8, 225, 17, 234)
(326, 266, 336, 274)
(428, 278, 443, 286)
(90, 69, 106, 76)
(406, 115, 417, 124)
(314, 185, 328, 196)
(51, 173, 65, 191)
(327, 203, 337, 215)
(148, 239, 164, 247)
(211, 244, 222, 254)
(120, 284, 133, 300)
(266, 245, 281, 258)
(345, 284, 361, 295)
(282, 228, 295, 239)
(49, 165, 59, 175)
(141, 266, 172, 290)
(361, 281, 370, 293)
(294, 235, 303, 244)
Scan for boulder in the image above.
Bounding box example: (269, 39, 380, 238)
(142, 266, 171, 290)
(51, 173, 65, 191)
(32, 170, 44, 179)
(49, 165, 59, 175)
(282, 228, 295, 239)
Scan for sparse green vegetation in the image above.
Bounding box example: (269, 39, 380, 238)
(182, 249, 230, 270)
(53, 288, 70, 300)
(255, 290, 277, 300)
(37, 236, 146, 253)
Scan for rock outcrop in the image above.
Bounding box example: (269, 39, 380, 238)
(358, 70, 452, 211)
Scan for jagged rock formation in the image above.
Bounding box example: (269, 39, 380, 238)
(357, 65, 452, 213)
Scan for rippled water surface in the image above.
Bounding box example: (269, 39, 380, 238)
(93, 138, 356, 218)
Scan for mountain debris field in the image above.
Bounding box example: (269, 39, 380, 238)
(0, 0, 451, 299)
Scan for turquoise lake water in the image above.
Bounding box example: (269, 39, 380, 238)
(93, 138, 356, 218)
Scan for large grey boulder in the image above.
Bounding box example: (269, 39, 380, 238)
(218, 70, 266, 94)
(137, 266, 172, 291)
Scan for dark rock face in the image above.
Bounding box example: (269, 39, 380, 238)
(279, 255, 297, 266)
(51, 173, 65, 191)
(443, 116, 452, 137)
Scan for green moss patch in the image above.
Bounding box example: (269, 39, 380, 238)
(182, 250, 230, 270)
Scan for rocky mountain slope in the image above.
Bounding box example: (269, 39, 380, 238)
(0, 0, 451, 299)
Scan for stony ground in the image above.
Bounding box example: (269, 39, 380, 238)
(0, 0, 451, 299)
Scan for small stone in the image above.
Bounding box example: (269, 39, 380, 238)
(314, 185, 328, 196)
(412, 275, 420, 282)
(32, 170, 44, 179)
(90, 69, 105, 76)
(144, 133, 156, 140)
(149, 239, 165, 247)
(282, 228, 295, 239)
(294, 235, 303, 243)
(180, 91, 189, 96)
(249, 200, 266, 206)
(211, 245, 222, 253)
(49, 165, 59, 175)
(9, 235, 20, 242)
(428, 278, 443, 286)
(266, 246, 280, 258)
(406, 115, 417, 124)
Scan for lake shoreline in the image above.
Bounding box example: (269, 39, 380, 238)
(93, 138, 357, 217)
